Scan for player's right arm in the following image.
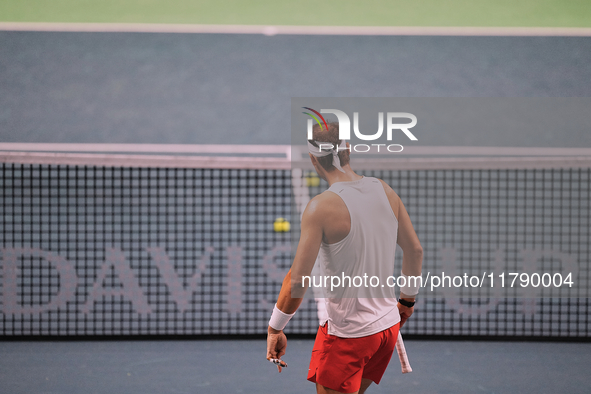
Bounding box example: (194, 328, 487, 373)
(395, 197, 423, 284)
(379, 180, 423, 277)
(379, 180, 423, 326)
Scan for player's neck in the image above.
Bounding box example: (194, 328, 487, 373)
(325, 166, 363, 186)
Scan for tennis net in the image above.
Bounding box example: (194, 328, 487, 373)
(0, 144, 590, 338)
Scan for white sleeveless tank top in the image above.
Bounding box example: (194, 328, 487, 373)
(318, 177, 400, 338)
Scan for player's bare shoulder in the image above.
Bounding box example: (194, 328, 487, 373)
(304, 190, 349, 219)
(304, 190, 345, 218)
(377, 178, 401, 220)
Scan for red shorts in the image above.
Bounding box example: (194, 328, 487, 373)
(307, 322, 400, 393)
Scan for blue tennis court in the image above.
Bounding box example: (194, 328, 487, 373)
(1, 339, 590, 393)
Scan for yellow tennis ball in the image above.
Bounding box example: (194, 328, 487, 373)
(274, 217, 285, 232)
(282, 220, 290, 232)
(305, 172, 320, 187)
(274, 217, 290, 232)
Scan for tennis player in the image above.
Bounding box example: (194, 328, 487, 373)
(266, 122, 423, 394)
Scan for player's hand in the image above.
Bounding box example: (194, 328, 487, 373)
(397, 303, 414, 328)
(267, 326, 287, 372)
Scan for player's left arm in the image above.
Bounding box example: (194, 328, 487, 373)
(266, 196, 324, 371)
(278, 196, 325, 311)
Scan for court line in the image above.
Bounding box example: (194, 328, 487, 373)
(1, 22, 591, 36)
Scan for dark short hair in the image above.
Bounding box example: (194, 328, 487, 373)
(308, 122, 350, 172)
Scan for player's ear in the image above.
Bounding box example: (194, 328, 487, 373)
(309, 153, 319, 168)
(308, 154, 325, 179)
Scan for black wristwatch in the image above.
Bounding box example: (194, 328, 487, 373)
(398, 299, 415, 308)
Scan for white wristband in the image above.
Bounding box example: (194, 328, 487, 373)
(400, 272, 420, 296)
(269, 304, 296, 331)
